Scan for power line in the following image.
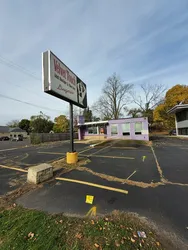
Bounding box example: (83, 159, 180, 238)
(0, 93, 63, 113)
(0, 55, 41, 81)
(0, 56, 66, 112)
(3, 78, 51, 102)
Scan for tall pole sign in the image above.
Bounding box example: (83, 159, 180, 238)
(42, 51, 87, 160)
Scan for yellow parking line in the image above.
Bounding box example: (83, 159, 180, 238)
(0, 164, 28, 173)
(0, 147, 19, 152)
(90, 144, 112, 156)
(127, 170, 137, 180)
(56, 177, 128, 194)
(38, 152, 65, 155)
(20, 153, 29, 161)
(78, 147, 94, 154)
(80, 154, 134, 160)
(112, 147, 137, 149)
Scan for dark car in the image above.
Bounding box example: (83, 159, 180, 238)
(0, 136, 10, 141)
(169, 129, 176, 136)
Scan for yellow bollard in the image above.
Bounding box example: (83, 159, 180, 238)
(66, 152, 78, 164)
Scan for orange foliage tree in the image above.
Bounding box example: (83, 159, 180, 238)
(154, 85, 188, 129)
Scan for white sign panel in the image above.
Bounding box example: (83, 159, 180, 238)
(42, 50, 87, 108)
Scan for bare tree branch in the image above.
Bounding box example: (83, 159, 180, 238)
(131, 82, 167, 111)
(93, 73, 132, 119)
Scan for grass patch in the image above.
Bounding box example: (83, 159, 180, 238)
(0, 206, 165, 250)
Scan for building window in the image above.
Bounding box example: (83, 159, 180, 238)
(88, 127, 97, 134)
(176, 110, 188, 122)
(111, 124, 118, 135)
(178, 127, 188, 135)
(135, 122, 142, 135)
(122, 123, 130, 136)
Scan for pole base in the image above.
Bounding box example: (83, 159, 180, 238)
(66, 152, 78, 164)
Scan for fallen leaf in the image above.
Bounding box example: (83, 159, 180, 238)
(133, 233, 138, 238)
(142, 239, 145, 243)
(105, 217, 109, 221)
(139, 243, 142, 247)
(94, 243, 100, 248)
(120, 225, 124, 228)
(28, 232, 34, 239)
(156, 242, 160, 246)
(91, 220, 95, 225)
(131, 238, 135, 243)
(115, 240, 120, 247)
(13, 203, 16, 207)
(121, 240, 124, 244)
(75, 233, 83, 239)
(59, 220, 63, 224)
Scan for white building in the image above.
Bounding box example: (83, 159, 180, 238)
(168, 104, 188, 136)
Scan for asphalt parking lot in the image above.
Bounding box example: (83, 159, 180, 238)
(0, 137, 188, 246)
(0, 139, 30, 150)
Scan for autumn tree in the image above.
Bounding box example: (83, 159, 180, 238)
(130, 82, 166, 123)
(53, 115, 69, 133)
(30, 112, 54, 133)
(153, 84, 188, 129)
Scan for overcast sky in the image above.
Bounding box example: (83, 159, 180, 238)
(0, 0, 188, 125)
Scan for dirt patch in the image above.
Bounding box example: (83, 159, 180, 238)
(76, 166, 163, 188)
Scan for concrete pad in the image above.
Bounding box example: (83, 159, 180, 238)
(27, 163, 53, 184)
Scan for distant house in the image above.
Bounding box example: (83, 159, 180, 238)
(0, 126, 10, 137)
(168, 104, 188, 136)
(0, 126, 27, 138)
(9, 127, 27, 138)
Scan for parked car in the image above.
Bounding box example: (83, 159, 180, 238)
(0, 136, 10, 141)
(11, 135, 23, 141)
(169, 129, 176, 136)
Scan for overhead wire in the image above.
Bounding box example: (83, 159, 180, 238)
(0, 55, 41, 81)
(0, 55, 66, 114)
(0, 93, 63, 113)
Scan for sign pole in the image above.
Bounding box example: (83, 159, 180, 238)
(69, 102, 74, 152)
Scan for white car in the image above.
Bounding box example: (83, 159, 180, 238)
(11, 135, 23, 141)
